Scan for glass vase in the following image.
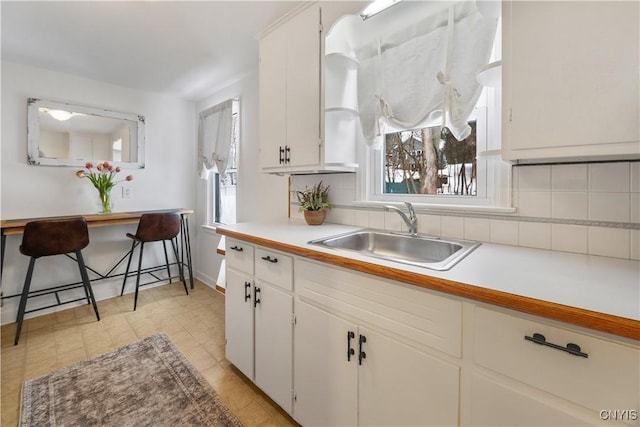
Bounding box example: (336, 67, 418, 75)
(98, 189, 113, 214)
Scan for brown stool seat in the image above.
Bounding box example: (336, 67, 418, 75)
(120, 212, 188, 310)
(125, 212, 181, 243)
(15, 217, 100, 345)
(20, 217, 89, 258)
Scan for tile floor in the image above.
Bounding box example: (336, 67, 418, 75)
(0, 280, 299, 427)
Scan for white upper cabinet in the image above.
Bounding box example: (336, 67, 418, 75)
(258, 2, 361, 174)
(502, 1, 640, 163)
(258, 25, 287, 170)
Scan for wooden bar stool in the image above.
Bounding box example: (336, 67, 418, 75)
(15, 217, 100, 345)
(120, 212, 188, 310)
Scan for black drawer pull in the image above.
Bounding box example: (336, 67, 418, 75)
(230, 246, 243, 252)
(524, 333, 588, 358)
(261, 255, 278, 263)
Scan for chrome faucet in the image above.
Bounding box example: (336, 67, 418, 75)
(385, 202, 418, 236)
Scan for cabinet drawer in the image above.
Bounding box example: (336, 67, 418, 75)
(296, 259, 462, 357)
(255, 247, 293, 291)
(473, 307, 640, 416)
(226, 239, 254, 275)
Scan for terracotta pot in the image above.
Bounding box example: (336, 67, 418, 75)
(303, 209, 327, 226)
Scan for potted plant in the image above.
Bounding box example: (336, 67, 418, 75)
(296, 181, 332, 225)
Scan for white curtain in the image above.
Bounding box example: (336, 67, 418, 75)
(357, 1, 497, 146)
(198, 99, 234, 178)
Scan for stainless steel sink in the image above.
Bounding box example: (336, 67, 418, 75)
(308, 230, 480, 271)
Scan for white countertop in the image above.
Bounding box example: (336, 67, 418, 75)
(217, 220, 640, 324)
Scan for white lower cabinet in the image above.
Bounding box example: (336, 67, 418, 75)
(468, 306, 640, 427)
(358, 327, 459, 427)
(225, 269, 254, 379)
(294, 301, 358, 426)
(254, 280, 293, 412)
(225, 239, 640, 427)
(294, 300, 460, 426)
(225, 244, 294, 414)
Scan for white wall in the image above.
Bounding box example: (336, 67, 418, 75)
(1, 61, 197, 324)
(194, 70, 288, 288)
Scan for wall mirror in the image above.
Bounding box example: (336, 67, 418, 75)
(27, 98, 145, 168)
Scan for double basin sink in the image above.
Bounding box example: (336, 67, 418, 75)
(308, 230, 480, 271)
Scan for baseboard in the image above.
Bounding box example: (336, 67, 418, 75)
(196, 271, 217, 288)
(215, 285, 225, 294)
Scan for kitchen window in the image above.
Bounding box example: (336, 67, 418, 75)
(199, 98, 239, 225)
(362, 98, 511, 210)
(381, 109, 484, 198)
(353, 2, 510, 210)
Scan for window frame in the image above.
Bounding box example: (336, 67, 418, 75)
(375, 106, 488, 203)
(358, 103, 515, 211)
(206, 98, 239, 226)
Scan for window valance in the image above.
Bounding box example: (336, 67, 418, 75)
(198, 99, 234, 178)
(357, 1, 497, 146)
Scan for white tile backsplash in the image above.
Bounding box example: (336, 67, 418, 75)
(464, 217, 491, 242)
(632, 193, 640, 223)
(551, 224, 588, 254)
(631, 230, 640, 260)
(291, 162, 639, 260)
(588, 193, 630, 222)
(418, 214, 441, 237)
(441, 216, 464, 239)
(551, 164, 588, 192)
(327, 207, 355, 226)
(490, 219, 518, 245)
(588, 227, 630, 259)
(354, 209, 370, 228)
(517, 191, 551, 217)
(631, 163, 640, 193)
(369, 210, 385, 229)
(551, 192, 588, 220)
(518, 165, 551, 192)
(518, 222, 552, 250)
(589, 162, 630, 193)
(384, 210, 405, 232)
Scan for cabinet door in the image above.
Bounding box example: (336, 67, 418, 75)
(254, 282, 293, 414)
(358, 327, 460, 426)
(286, 5, 321, 167)
(225, 269, 254, 379)
(259, 24, 287, 169)
(502, 1, 639, 161)
(293, 301, 357, 426)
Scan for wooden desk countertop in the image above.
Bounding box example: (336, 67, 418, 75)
(1, 209, 194, 236)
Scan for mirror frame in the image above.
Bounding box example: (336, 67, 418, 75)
(27, 97, 146, 169)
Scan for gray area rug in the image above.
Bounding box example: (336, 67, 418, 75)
(20, 333, 243, 427)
